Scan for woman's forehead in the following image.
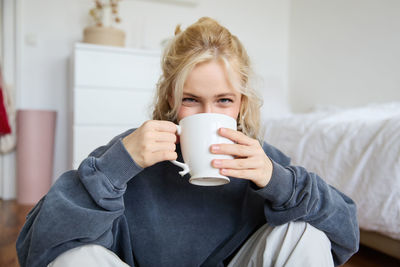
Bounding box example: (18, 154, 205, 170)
(182, 60, 241, 96)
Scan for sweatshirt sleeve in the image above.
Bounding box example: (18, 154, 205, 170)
(16, 129, 142, 267)
(253, 142, 359, 266)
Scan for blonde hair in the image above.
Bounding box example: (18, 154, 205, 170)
(152, 17, 263, 140)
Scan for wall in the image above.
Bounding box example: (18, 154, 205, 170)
(0, 0, 19, 199)
(289, 0, 400, 112)
(0, 1, 2, 57)
(18, 0, 291, 185)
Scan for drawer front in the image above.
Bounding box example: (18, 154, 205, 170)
(74, 88, 154, 125)
(74, 49, 161, 89)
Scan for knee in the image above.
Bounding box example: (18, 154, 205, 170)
(267, 221, 333, 266)
(48, 244, 128, 267)
(278, 221, 331, 249)
(294, 221, 331, 247)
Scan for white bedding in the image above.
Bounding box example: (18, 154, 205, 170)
(262, 102, 400, 240)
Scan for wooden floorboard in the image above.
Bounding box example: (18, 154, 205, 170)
(0, 200, 33, 267)
(1, 199, 399, 266)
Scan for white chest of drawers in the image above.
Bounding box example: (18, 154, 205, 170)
(70, 43, 161, 168)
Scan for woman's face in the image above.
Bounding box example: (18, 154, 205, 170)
(175, 60, 242, 122)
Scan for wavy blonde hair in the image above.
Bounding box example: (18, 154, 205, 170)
(152, 17, 262, 140)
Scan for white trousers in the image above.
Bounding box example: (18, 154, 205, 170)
(48, 221, 334, 267)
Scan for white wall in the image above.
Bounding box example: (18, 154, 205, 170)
(18, 0, 290, 183)
(289, 0, 400, 112)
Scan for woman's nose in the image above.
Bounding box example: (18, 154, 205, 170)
(203, 103, 214, 113)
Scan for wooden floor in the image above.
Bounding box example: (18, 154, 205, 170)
(0, 200, 33, 267)
(1, 199, 399, 267)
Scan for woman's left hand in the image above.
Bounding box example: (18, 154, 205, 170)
(211, 128, 273, 188)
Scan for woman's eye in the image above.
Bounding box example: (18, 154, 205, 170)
(182, 97, 198, 107)
(182, 97, 196, 103)
(218, 98, 233, 104)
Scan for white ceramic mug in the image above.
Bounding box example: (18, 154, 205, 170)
(170, 113, 237, 186)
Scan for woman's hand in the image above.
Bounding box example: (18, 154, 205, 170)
(210, 128, 273, 188)
(122, 120, 178, 168)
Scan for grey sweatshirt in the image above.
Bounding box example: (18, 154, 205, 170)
(16, 129, 359, 267)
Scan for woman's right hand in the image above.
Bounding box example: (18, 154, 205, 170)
(122, 120, 178, 168)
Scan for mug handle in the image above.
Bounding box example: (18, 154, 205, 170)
(170, 125, 190, 176)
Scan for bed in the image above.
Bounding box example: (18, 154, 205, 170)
(262, 102, 400, 259)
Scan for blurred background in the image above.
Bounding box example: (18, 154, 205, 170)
(0, 0, 399, 265)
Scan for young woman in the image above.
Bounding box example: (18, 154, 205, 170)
(17, 17, 359, 267)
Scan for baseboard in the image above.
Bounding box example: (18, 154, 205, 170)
(360, 229, 400, 260)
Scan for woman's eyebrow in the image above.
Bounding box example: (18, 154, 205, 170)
(182, 93, 236, 98)
(182, 93, 199, 98)
(215, 93, 236, 98)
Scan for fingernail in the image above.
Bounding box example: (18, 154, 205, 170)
(213, 160, 221, 166)
(211, 145, 220, 152)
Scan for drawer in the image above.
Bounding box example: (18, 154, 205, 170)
(74, 88, 154, 125)
(74, 48, 161, 89)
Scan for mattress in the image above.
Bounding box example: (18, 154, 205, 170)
(262, 102, 400, 240)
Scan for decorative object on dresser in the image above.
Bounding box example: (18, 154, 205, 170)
(70, 43, 161, 169)
(83, 0, 125, 47)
